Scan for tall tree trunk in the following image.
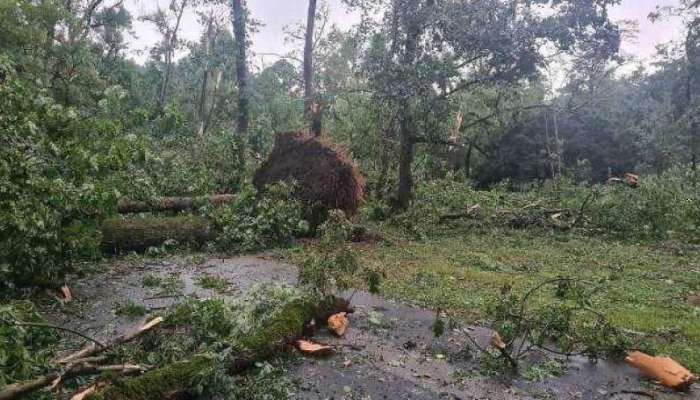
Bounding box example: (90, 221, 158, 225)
(395, 0, 421, 210)
(304, 0, 322, 136)
(465, 143, 473, 177)
(231, 0, 249, 136)
(197, 17, 214, 137)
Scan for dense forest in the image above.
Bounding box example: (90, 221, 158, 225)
(1, 0, 700, 399)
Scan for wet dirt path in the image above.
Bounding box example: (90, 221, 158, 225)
(40, 255, 696, 400)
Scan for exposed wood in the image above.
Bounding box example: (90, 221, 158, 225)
(0, 374, 59, 400)
(626, 351, 697, 390)
(58, 317, 164, 364)
(117, 194, 235, 214)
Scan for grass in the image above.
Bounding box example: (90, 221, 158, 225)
(353, 225, 700, 371)
(142, 273, 184, 296)
(196, 274, 231, 292)
(116, 300, 148, 317)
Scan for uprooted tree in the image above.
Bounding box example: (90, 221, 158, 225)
(254, 131, 365, 228)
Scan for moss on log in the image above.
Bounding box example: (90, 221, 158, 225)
(88, 296, 351, 400)
(101, 216, 213, 253)
(117, 195, 235, 214)
(87, 356, 213, 400)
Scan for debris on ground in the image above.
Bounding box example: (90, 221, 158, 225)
(297, 339, 334, 356)
(625, 351, 697, 390)
(328, 312, 349, 337)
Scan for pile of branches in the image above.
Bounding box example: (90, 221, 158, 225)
(439, 192, 596, 230)
(0, 317, 163, 400)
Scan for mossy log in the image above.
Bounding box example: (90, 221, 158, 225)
(101, 216, 213, 253)
(88, 297, 351, 400)
(117, 194, 235, 214)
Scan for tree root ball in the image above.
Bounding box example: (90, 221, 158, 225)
(254, 132, 365, 226)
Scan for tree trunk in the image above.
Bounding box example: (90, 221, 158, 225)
(465, 142, 473, 177)
(197, 16, 215, 137)
(101, 216, 213, 252)
(117, 194, 235, 214)
(394, 0, 421, 210)
(304, 0, 321, 137)
(231, 0, 249, 137)
(88, 297, 351, 400)
(396, 123, 415, 210)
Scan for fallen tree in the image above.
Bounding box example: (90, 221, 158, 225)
(116, 194, 235, 214)
(3, 288, 351, 400)
(86, 293, 349, 400)
(101, 216, 213, 252)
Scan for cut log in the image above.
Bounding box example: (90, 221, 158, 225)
(625, 351, 697, 390)
(101, 216, 213, 252)
(117, 194, 235, 214)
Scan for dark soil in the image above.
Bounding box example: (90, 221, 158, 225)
(39, 255, 697, 400)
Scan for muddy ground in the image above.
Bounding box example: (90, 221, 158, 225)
(40, 255, 698, 400)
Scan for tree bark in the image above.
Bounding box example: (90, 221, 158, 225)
(101, 216, 213, 252)
(117, 194, 235, 214)
(197, 15, 215, 137)
(304, 0, 322, 137)
(231, 0, 249, 136)
(394, 0, 421, 210)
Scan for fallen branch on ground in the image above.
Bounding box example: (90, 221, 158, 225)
(58, 317, 163, 364)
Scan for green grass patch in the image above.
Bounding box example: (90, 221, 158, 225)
(357, 227, 700, 370)
(196, 274, 231, 292)
(115, 300, 148, 317)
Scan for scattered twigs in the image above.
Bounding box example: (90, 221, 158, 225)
(58, 316, 163, 364)
(0, 318, 162, 400)
(70, 382, 107, 400)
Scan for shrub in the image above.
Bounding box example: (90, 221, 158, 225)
(589, 166, 700, 239)
(297, 210, 381, 297)
(0, 61, 132, 291)
(211, 183, 308, 253)
(253, 131, 365, 228)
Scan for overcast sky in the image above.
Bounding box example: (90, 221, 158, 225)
(124, 0, 685, 67)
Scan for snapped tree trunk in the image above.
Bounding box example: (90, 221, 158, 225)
(304, 0, 322, 137)
(231, 0, 249, 137)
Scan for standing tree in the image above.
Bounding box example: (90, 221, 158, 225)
(304, 0, 322, 136)
(141, 0, 191, 115)
(355, 0, 622, 210)
(231, 0, 250, 136)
